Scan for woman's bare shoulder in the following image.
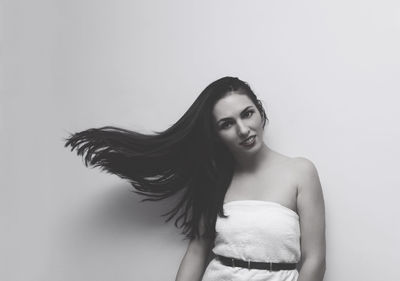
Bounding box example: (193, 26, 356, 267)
(288, 157, 321, 192)
(289, 156, 317, 170)
(265, 151, 319, 183)
(269, 151, 314, 168)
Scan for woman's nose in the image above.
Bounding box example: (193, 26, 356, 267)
(236, 120, 250, 137)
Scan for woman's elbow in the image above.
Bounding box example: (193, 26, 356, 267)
(303, 256, 326, 274)
(319, 258, 326, 274)
(313, 257, 326, 276)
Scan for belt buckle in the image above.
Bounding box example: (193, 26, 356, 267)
(268, 262, 272, 271)
(247, 260, 251, 270)
(231, 258, 235, 267)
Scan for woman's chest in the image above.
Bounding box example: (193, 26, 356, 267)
(224, 166, 299, 212)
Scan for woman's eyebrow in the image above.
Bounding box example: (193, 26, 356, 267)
(216, 105, 254, 124)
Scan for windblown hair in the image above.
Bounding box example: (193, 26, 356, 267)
(64, 76, 268, 241)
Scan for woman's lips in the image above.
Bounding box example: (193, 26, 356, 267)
(240, 135, 256, 146)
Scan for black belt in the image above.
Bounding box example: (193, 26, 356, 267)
(216, 255, 297, 271)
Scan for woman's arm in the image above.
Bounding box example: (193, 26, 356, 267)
(175, 215, 214, 281)
(295, 158, 326, 281)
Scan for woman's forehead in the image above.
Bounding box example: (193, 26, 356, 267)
(212, 93, 254, 118)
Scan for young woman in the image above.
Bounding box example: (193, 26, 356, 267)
(64, 77, 326, 281)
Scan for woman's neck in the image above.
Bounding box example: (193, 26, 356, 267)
(233, 143, 272, 174)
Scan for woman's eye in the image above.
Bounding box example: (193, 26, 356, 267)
(220, 121, 233, 129)
(244, 110, 254, 118)
(219, 111, 254, 129)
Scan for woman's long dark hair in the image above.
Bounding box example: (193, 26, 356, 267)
(64, 76, 268, 241)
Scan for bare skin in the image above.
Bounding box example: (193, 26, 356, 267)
(212, 91, 299, 212)
(213, 91, 326, 280)
(224, 147, 299, 214)
(176, 91, 326, 281)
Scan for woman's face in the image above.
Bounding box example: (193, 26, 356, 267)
(212, 91, 265, 157)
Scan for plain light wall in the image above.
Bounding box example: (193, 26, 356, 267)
(2, 0, 400, 280)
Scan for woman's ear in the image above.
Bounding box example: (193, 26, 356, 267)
(263, 116, 269, 129)
(255, 99, 268, 128)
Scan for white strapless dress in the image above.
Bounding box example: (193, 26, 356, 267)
(201, 200, 301, 281)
